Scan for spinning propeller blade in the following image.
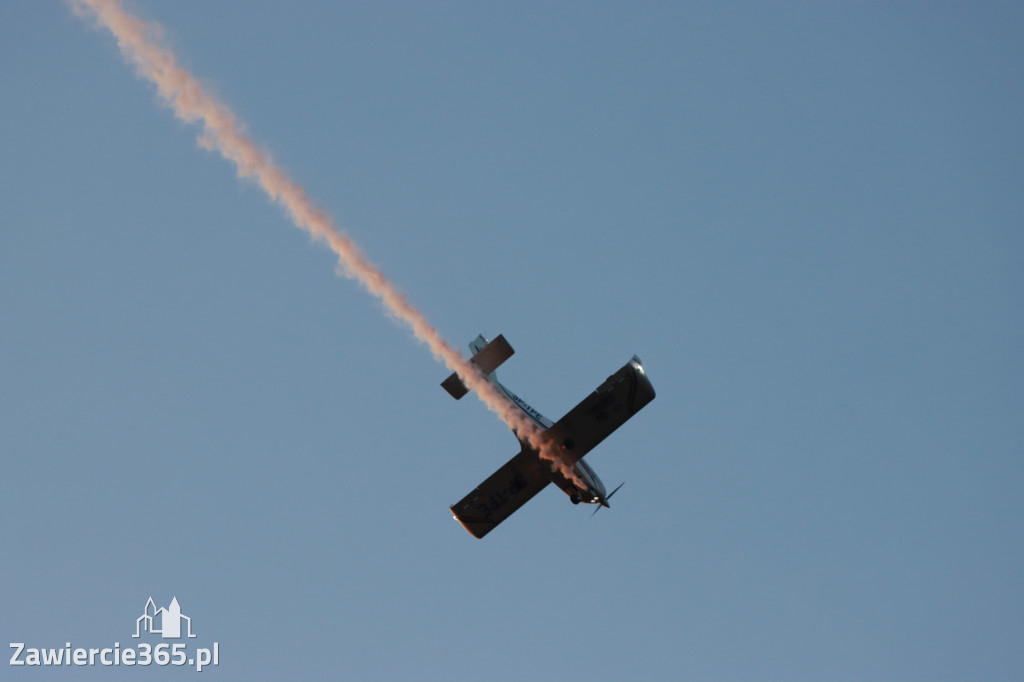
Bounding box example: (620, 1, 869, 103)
(591, 482, 625, 517)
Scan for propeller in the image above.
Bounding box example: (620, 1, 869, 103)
(591, 482, 625, 517)
(607, 482, 625, 500)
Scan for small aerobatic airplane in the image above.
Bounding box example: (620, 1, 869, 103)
(442, 334, 656, 538)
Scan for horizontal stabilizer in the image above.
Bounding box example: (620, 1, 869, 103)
(441, 373, 472, 400)
(441, 334, 514, 399)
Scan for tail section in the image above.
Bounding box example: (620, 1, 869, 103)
(440, 334, 554, 431)
(468, 334, 489, 358)
(441, 334, 514, 399)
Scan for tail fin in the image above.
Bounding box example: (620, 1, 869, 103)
(468, 334, 489, 357)
(441, 334, 514, 399)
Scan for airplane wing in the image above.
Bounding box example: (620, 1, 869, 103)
(449, 447, 551, 539)
(449, 355, 655, 539)
(545, 356, 656, 465)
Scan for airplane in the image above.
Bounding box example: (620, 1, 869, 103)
(442, 334, 656, 538)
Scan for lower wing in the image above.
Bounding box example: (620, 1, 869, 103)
(449, 447, 550, 539)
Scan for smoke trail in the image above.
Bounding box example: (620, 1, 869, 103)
(71, 0, 581, 486)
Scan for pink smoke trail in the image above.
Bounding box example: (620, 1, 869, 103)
(71, 0, 580, 485)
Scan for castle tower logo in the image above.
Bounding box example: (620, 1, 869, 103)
(133, 597, 197, 639)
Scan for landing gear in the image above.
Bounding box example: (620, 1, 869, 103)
(570, 494, 581, 505)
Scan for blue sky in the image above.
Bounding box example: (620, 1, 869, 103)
(2, 1, 1022, 680)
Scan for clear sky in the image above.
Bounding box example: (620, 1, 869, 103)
(2, 1, 1022, 680)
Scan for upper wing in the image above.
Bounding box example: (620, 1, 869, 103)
(450, 447, 551, 539)
(546, 356, 656, 464)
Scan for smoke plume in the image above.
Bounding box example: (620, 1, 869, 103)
(71, 0, 581, 486)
